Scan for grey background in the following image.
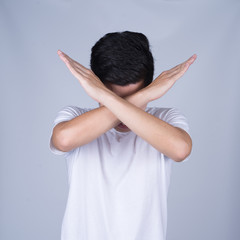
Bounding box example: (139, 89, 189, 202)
(1, 0, 239, 239)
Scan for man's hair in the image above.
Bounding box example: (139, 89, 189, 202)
(90, 31, 154, 87)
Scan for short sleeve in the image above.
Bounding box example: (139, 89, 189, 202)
(163, 108, 190, 135)
(49, 105, 91, 157)
(161, 108, 191, 163)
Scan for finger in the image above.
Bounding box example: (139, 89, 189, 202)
(166, 62, 189, 80)
(170, 54, 197, 79)
(58, 50, 91, 76)
(166, 62, 187, 78)
(58, 50, 79, 65)
(158, 54, 197, 82)
(57, 50, 92, 83)
(58, 50, 83, 74)
(185, 54, 197, 66)
(167, 67, 187, 80)
(57, 50, 71, 65)
(166, 58, 186, 74)
(72, 61, 90, 74)
(57, 51, 80, 74)
(58, 50, 84, 68)
(171, 54, 197, 74)
(181, 54, 197, 73)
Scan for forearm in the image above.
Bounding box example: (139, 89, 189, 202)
(51, 90, 148, 152)
(100, 90, 192, 161)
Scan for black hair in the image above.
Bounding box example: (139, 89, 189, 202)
(90, 31, 154, 87)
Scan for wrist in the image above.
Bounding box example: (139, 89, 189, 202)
(125, 89, 149, 110)
(137, 88, 151, 105)
(97, 87, 116, 105)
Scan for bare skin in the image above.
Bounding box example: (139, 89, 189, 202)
(51, 50, 197, 162)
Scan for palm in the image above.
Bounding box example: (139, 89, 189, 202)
(145, 54, 197, 101)
(57, 50, 108, 101)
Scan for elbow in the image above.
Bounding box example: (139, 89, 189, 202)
(173, 139, 192, 162)
(51, 128, 72, 152)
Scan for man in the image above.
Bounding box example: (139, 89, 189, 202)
(50, 31, 197, 240)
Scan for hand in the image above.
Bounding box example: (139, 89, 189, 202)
(57, 50, 110, 102)
(143, 54, 197, 102)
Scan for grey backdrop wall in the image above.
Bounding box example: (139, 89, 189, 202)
(1, 0, 239, 239)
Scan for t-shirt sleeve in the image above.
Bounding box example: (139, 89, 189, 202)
(49, 105, 89, 157)
(161, 107, 191, 163)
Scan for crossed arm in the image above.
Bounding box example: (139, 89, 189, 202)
(51, 50, 197, 162)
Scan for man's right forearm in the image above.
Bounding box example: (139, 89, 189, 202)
(51, 89, 148, 152)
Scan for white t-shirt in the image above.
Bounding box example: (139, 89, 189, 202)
(49, 106, 190, 240)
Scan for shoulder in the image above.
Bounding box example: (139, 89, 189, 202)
(49, 105, 93, 156)
(56, 105, 92, 116)
(52, 105, 93, 127)
(146, 106, 190, 133)
(146, 106, 184, 119)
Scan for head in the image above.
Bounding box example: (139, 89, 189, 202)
(90, 31, 154, 87)
(90, 31, 154, 132)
